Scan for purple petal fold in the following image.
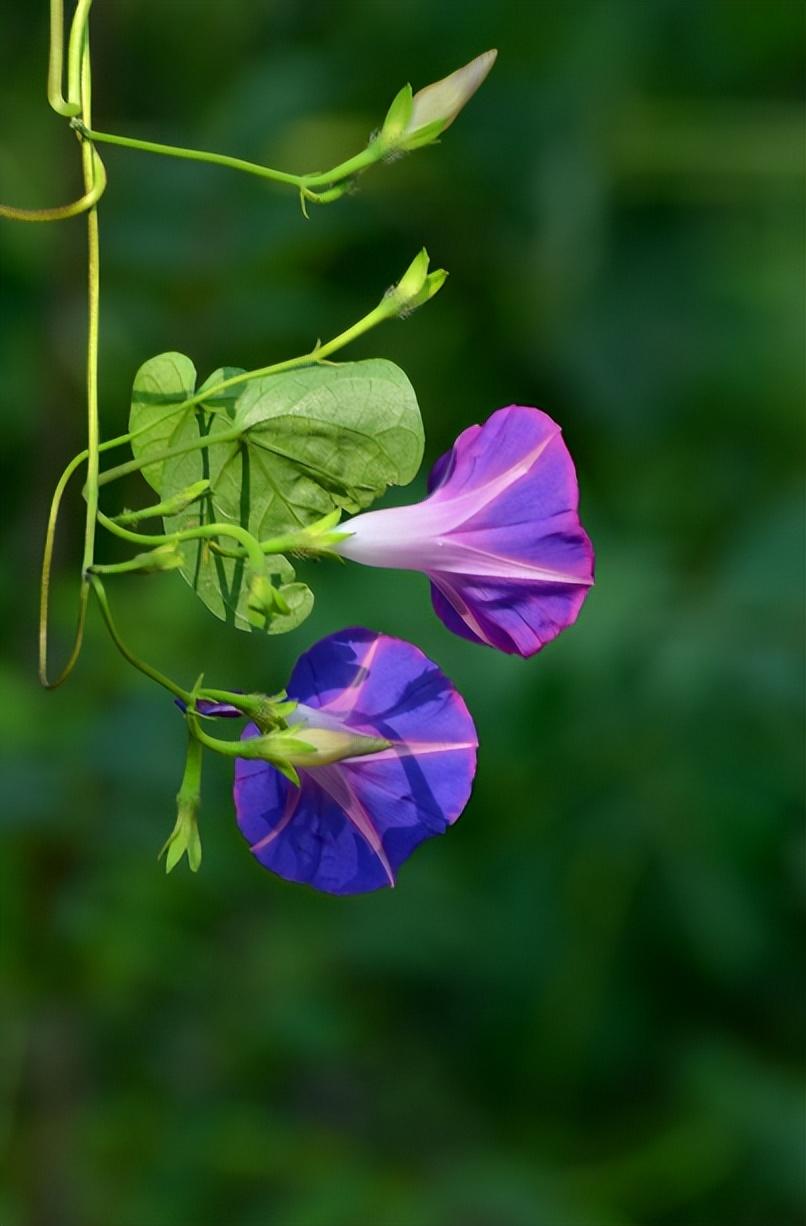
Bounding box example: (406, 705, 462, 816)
(175, 696, 244, 718)
(234, 628, 477, 895)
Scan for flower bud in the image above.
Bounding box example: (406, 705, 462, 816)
(395, 248, 430, 300)
(113, 479, 211, 525)
(280, 725, 391, 767)
(402, 268, 448, 315)
(247, 573, 291, 624)
(244, 725, 390, 772)
(399, 50, 497, 151)
(385, 249, 448, 317)
(130, 543, 186, 573)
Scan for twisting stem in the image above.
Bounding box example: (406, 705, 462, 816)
(89, 576, 190, 702)
(39, 451, 88, 687)
(67, 0, 94, 112)
(79, 32, 101, 584)
(0, 147, 106, 221)
(38, 433, 133, 688)
(38, 25, 104, 689)
(48, 0, 78, 116)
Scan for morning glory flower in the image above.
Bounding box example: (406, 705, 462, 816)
(335, 406, 594, 657)
(234, 627, 477, 895)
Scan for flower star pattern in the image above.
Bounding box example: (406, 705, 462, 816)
(234, 628, 477, 895)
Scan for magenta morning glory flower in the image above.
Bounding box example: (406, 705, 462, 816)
(234, 627, 477, 895)
(335, 405, 594, 657)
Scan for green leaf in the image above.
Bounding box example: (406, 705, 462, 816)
(129, 356, 244, 492)
(161, 358, 423, 633)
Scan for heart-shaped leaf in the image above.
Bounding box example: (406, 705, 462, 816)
(129, 355, 244, 492)
(160, 358, 423, 632)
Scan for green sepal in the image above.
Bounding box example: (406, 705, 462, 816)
(380, 83, 413, 144)
(160, 791, 202, 874)
(398, 117, 447, 151)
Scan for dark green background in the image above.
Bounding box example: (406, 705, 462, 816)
(1, 2, 803, 1224)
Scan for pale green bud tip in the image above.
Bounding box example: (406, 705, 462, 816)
(247, 573, 290, 618)
(164, 478, 211, 512)
(133, 543, 185, 573)
(283, 726, 391, 767)
(248, 726, 390, 769)
(407, 268, 448, 312)
(404, 49, 497, 145)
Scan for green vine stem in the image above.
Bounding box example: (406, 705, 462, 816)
(96, 510, 267, 576)
(47, 0, 78, 116)
(93, 294, 401, 490)
(66, 0, 94, 112)
(73, 125, 305, 189)
(71, 123, 387, 202)
(96, 427, 243, 489)
(90, 578, 261, 751)
(89, 575, 190, 701)
(38, 24, 103, 688)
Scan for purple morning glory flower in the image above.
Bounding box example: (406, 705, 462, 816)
(335, 406, 594, 657)
(234, 627, 477, 895)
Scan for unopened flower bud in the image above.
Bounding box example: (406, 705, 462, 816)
(402, 268, 448, 315)
(247, 573, 291, 623)
(398, 50, 497, 151)
(396, 248, 430, 300)
(113, 479, 211, 526)
(385, 249, 448, 317)
(247, 724, 390, 771)
(131, 543, 185, 573)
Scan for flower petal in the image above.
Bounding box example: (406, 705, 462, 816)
(431, 570, 592, 657)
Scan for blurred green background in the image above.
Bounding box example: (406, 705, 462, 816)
(1, 2, 803, 1224)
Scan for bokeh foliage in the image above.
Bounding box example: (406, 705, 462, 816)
(0, 1, 803, 1223)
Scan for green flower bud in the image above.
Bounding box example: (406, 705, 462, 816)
(246, 724, 390, 771)
(402, 268, 449, 316)
(247, 573, 291, 624)
(395, 248, 430, 300)
(113, 479, 211, 525)
(130, 543, 186, 573)
(399, 50, 497, 151)
(384, 249, 448, 318)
